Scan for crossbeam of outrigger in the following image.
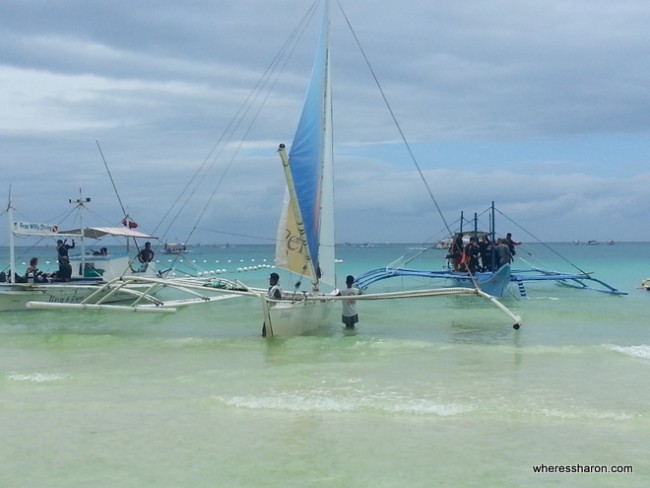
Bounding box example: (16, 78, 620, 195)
(26, 275, 522, 330)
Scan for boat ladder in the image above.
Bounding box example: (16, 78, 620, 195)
(516, 278, 527, 298)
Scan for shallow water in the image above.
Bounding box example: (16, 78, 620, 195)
(1, 243, 649, 487)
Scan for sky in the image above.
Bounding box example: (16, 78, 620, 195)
(1, 0, 650, 246)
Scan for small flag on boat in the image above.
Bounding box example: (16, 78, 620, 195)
(122, 217, 139, 229)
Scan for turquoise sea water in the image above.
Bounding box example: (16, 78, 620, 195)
(1, 242, 649, 487)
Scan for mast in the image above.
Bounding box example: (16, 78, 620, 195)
(491, 201, 496, 271)
(7, 198, 16, 284)
(318, 0, 335, 289)
(69, 190, 91, 275)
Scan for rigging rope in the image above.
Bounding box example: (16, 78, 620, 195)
(153, 1, 322, 261)
(96, 141, 143, 259)
(96, 141, 128, 221)
(494, 208, 589, 274)
(335, 0, 453, 238)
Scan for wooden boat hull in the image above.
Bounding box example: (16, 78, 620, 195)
(0, 282, 136, 311)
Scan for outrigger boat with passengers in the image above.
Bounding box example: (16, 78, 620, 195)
(0, 194, 159, 311)
(1, 193, 248, 311)
(355, 202, 627, 298)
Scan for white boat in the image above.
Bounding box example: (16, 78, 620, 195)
(162, 242, 188, 254)
(259, 1, 337, 337)
(13, 195, 255, 313)
(0, 195, 159, 311)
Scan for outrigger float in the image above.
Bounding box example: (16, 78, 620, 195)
(356, 264, 627, 298)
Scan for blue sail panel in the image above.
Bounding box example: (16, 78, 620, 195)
(288, 6, 329, 279)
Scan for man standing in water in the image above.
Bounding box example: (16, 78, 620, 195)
(262, 272, 283, 337)
(340, 275, 360, 329)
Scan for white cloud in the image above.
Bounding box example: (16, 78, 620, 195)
(1, 0, 650, 244)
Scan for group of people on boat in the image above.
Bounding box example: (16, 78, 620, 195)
(4, 238, 158, 284)
(447, 232, 520, 273)
(3, 239, 77, 284)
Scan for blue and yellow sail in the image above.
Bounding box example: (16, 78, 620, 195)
(276, 0, 335, 290)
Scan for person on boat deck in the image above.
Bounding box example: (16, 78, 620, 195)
(478, 235, 493, 271)
(262, 272, 283, 337)
(92, 247, 108, 256)
(25, 257, 46, 283)
(505, 233, 520, 258)
(450, 233, 464, 271)
(463, 237, 481, 273)
(495, 238, 513, 267)
(138, 242, 155, 264)
(55, 255, 73, 282)
(338, 274, 360, 329)
(57, 239, 75, 263)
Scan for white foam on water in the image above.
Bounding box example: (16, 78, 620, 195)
(218, 393, 354, 412)
(213, 390, 473, 417)
(604, 344, 650, 360)
(381, 398, 474, 416)
(540, 407, 634, 421)
(7, 372, 66, 383)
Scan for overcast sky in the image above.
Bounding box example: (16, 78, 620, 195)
(2, 0, 649, 246)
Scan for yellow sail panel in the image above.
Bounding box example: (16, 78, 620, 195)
(275, 192, 313, 279)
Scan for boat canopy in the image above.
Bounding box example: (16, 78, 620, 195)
(59, 227, 157, 239)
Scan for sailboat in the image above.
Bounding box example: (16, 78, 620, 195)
(259, 0, 337, 337)
(257, 1, 525, 336)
